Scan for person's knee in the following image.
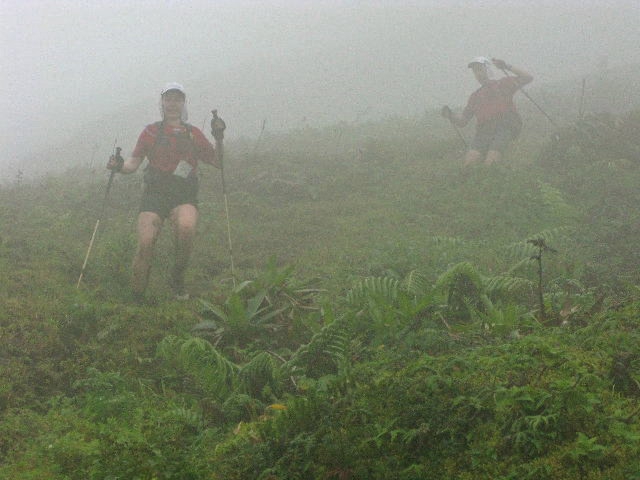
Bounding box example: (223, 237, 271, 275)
(172, 206, 198, 237)
(175, 218, 197, 238)
(138, 229, 159, 250)
(137, 234, 159, 260)
(137, 213, 162, 246)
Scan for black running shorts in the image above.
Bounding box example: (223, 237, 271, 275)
(471, 113, 522, 154)
(140, 169, 198, 219)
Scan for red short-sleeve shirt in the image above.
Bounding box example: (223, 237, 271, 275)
(132, 122, 218, 173)
(463, 77, 521, 125)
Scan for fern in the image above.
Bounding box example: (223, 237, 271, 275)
(157, 336, 239, 401)
(427, 236, 469, 248)
(403, 270, 429, 299)
(485, 275, 535, 298)
(538, 182, 578, 220)
(346, 276, 400, 306)
(156, 335, 183, 359)
(506, 257, 537, 275)
(505, 227, 572, 261)
(164, 407, 204, 430)
(435, 262, 483, 294)
(434, 262, 488, 321)
(239, 351, 280, 399)
(288, 314, 351, 378)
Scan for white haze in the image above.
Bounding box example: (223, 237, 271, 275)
(1, 0, 639, 180)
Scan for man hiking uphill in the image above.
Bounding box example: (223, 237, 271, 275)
(442, 57, 533, 166)
(107, 82, 225, 302)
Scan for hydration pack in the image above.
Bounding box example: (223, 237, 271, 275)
(144, 121, 198, 189)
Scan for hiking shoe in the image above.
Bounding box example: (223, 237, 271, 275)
(131, 291, 146, 305)
(169, 277, 189, 301)
(131, 291, 159, 306)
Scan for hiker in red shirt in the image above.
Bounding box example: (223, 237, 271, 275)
(107, 82, 224, 302)
(442, 57, 533, 166)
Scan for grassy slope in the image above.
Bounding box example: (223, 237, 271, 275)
(1, 104, 640, 478)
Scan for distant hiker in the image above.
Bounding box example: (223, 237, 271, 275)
(106, 82, 224, 301)
(442, 57, 533, 166)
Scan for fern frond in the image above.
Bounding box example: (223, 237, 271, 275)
(157, 336, 239, 401)
(156, 335, 183, 359)
(435, 262, 483, 293)
(180, 338, 239, 395)
(505, 227, 573, 260)
(346, 276, 400, 306)
(538, 182, 577, 219)
(239, 352, 280, 398)
(506, 257, 537, 275)
(403, 270, 429, 298)
(288, 315, 351, 377)
(322, 330, 350, 365)
(433, 262, 488, 321)
(165, 407, 203, 429)
(485, 275, 535, 297)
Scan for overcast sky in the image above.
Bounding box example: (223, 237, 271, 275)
(1, 0, 639, 177)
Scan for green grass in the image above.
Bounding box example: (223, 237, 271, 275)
(1, 108, 639, 478)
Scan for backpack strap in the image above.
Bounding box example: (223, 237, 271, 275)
(149, 120, 194, 161)
(181, 122, 195, 157)
(153, 120, 193, 146)
(153, 120, 165, 146)
(181, 121, 193, 141)
(147, 121, 165, 166)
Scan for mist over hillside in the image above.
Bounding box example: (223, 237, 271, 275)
(6, 61, 639, 184)
(2, 5, 640, 472)
(3, 1, 639, 182)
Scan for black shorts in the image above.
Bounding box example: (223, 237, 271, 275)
(472, 113, 522, 154)
(140, 169, 199, 219)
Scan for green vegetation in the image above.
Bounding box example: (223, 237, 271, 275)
(1, 105, 639, 479)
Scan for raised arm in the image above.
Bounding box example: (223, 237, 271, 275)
(492, 58, 533, 87)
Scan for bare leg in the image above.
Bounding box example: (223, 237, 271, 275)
(132, 211, 163, 296)
(484, 150, 502, 166)
(169, 204, 199, 294)
(463, 149, 483, 167)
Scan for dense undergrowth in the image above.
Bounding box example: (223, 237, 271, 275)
(1, 103, 640, 479)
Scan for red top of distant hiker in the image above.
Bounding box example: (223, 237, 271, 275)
(463, 77, 520, 125)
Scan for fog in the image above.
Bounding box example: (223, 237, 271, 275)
(1, 0, 639, 179)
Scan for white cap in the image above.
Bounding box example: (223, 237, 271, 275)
(159, 82, 188, 121)
(161, 82, 186, 96)
(467, 56, 491, 68)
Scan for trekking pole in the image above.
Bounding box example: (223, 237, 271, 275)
(77, 141, 123, 288)
(211, 110, 236, 287)
(441, 105, 468, 148)
(451, 123, 468, 149)
(500, 67, 558, 129)
(578, 77, 586, 120)
(251, 118, 267, 157)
